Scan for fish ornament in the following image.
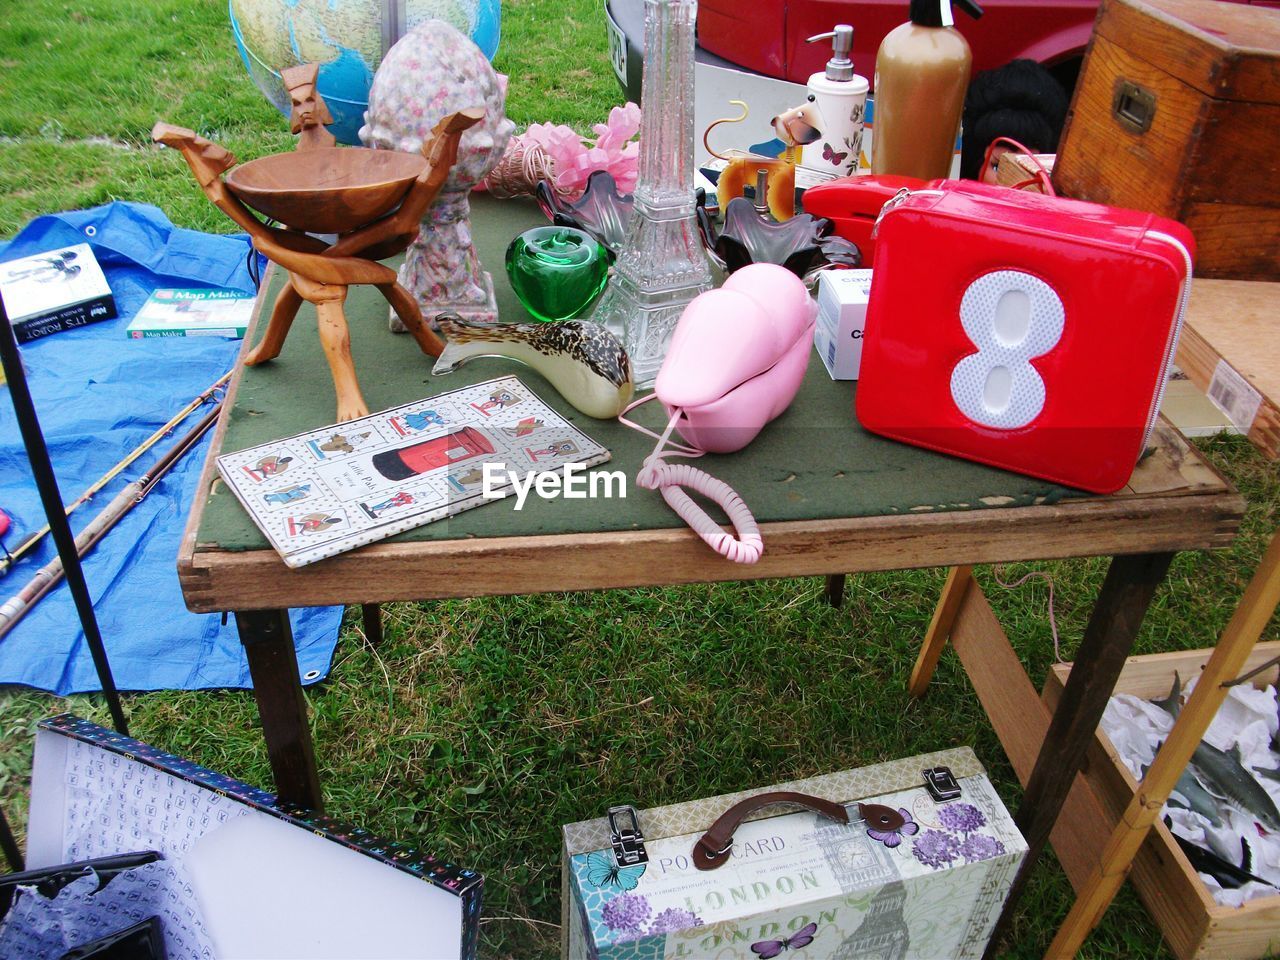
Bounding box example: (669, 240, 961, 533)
(1152, 675, 1280, 833)
(1254, 765, 1280, 784)
(432, 316, 633, 419)
(1165, 765, 1225, 827)
(1170, 829, 1269, 889)
(1153, 671, 1185, 718)
(1191, 742, 1280, 834)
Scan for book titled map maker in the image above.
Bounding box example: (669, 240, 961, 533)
(127, 287, 255, 339)
(0, 243, 116, 342)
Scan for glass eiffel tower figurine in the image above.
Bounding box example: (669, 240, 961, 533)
(590, 0, 713, 387)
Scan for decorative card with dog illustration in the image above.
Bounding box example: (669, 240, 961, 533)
(216, 376, 611, 567)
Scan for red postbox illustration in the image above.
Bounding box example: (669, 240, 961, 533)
(372, 426, 495, 481)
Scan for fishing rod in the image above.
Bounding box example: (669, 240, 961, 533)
(0, 401, 222, 641)
(0, 370, 231, 575)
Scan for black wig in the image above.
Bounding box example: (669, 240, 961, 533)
(960, 59, 1068, 181)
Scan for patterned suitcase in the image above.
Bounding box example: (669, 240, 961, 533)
(561, 748, 1026, 960)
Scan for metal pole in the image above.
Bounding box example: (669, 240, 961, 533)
(0, 298, 127, 734)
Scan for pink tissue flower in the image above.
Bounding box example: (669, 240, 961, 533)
(519, 102, 642, 198)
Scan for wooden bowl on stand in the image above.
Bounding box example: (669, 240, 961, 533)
(224, 148, 429, 235)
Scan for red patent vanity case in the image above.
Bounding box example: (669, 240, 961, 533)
(855, 180, 1194, 494)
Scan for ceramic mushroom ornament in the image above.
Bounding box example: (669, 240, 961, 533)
(361, 19, 514, 328)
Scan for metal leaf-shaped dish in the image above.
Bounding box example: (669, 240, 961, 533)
(705, 197, 861, 278)
(535, 170, 634, 255)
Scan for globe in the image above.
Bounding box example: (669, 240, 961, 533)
(229, 0, 501, 145)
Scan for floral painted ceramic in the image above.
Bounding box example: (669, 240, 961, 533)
(360, 19, 514, 324)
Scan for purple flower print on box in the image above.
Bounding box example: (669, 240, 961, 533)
(648, 907, 704, 934)
(602, 892, 652, 938)
(938, 802, 986, 835)
(959, 833, 1007, 864)
(912, 828, 961, 868)
(867, 807, 920, 848)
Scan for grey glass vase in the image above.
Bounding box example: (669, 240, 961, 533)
(590, 0, 713, 388)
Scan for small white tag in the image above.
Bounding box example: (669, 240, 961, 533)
(1207, 359, 1262, 432)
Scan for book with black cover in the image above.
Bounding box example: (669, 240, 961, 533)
(0, 243, 116, 343)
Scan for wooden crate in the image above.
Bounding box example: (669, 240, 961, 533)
(995, 152, 1055, 193)
(1176, 279, 1280, 460)
(1042, 643, 1280, 960)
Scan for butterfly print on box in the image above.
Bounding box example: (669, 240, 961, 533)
(584, 850, 647, 892)
(752, 921, 818, 958)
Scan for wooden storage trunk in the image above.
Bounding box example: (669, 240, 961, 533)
(1042, 643, 1280, 960)
(1052, 0, 1280, 280)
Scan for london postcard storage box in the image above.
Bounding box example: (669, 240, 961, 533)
(561, 748, 1026, 960)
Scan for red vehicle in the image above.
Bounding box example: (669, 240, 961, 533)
(608, 0, 1272, 100)
(607, 0, 1096, 98)
(702, 0, 1096, 90)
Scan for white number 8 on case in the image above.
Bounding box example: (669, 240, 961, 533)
(950, 270, 1065, 429)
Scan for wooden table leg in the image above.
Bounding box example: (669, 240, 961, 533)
(909, 565, 973, 697)
(236, 608, 324, 811)
(378, 281, 445, 357)
(313, 294, 370, 423)
(0, 805, 22, 872)
(982, 551, 1173, 959)
(824, 574, 846, 608)
(361, 602, 384, 648)
(1046, 534, 1280, 958)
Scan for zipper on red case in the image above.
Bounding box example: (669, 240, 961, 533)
(1140, 231, 1194, 449)
(870, 188, 945, 240)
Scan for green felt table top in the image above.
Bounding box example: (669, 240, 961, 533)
(197, 193, 1080, 553)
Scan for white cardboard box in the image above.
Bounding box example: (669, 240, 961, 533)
(815, 269, 874, 380)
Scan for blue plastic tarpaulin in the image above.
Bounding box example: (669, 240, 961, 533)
(0, 202, 342, 695)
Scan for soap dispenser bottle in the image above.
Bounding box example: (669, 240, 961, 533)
(871, 0, 983, 180)
(800, 25, 870, 180)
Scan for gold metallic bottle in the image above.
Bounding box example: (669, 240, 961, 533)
(871, 0, 983, 180)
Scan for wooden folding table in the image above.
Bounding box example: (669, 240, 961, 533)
(176, 195, 1245, 953)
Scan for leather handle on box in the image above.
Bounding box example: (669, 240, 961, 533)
(692, 791, 904, 871)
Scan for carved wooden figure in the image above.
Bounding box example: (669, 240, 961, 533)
(154, 77, 483, 421)
(282, 63, 336, 150)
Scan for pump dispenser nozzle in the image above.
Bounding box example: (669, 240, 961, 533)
(805, 25, 855, 82)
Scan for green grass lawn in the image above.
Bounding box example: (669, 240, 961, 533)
(2, 2, 1278, 958)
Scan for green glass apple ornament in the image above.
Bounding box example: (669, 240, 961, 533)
(505, 226, 609, 322)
